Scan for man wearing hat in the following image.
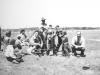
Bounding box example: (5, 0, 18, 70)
(71, 31, 86, 57)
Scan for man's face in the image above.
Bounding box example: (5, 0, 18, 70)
(55, 26, 59, 30)
(22, 31, 25, 34)
(49, 25, 52, 28)
(77, 33, 81, 40)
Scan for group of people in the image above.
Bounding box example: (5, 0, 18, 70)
(0, 18, 86, 64)
(1, 25, 86, 64)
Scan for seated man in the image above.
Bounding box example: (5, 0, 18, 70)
(71, 32, 86, 57)
(28, 31, 43, 55)
(4, 39, 23, 63)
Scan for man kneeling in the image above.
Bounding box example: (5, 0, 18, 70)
(71, 32, 86, 57)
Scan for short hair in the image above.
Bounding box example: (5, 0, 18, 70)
(49, 25, 52, 27)
(17, 36, 21, 39)
(20, 29, 25, 33)
(63, 31, 67, 35)
(40, 27, 46, 31)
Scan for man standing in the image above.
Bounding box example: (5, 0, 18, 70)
(71, 32, 86, 57)
(39, 27, 47, 55)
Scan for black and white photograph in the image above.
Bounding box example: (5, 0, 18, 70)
(0, 0, 100, 75)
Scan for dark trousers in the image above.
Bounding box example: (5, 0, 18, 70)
(6, 57, 15, 62)
(41, 43, 47, 55)
(72, 46, 85, 56)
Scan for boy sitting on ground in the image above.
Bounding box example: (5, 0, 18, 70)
(4, 39, 24, 64)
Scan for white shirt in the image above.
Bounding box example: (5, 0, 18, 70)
(29, 35, 35, 45)
(4, 45, 16, 58)
(71, 36, 85, 47)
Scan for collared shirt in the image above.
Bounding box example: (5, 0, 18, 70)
(4, 45, 16, 58)
(71, 36, 85, 47)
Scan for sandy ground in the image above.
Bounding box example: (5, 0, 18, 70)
(0, 48, 100, 75)
(0, 30, 100, 75)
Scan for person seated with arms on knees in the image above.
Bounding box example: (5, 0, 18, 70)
(4, 39, 23, 64)
(17, 29, 28, 46)
(71, 31, 86, 57)
(62, 31, 71, 57)
(28, 31, 43, 55)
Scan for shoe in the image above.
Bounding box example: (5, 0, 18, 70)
(81, 54, 86, 57)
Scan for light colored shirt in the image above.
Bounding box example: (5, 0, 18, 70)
(71, 36, 85, 47)
(4, 45, 16, 58)
(15, 39, 21, 45)
(55, 36, 58, 46)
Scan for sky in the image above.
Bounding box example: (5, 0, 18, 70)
(0, 0, 100, 29)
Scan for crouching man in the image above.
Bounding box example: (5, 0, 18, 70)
(71, 32, 86, 57)
(4, 39, 23, 64)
